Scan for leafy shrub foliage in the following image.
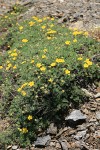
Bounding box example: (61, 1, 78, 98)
(0, 15, 99, 146)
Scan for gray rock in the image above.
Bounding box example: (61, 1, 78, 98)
(34, 135, 51, 147)
(74, 130, 87, 140)
(96, 111, 100, 120)
(47, 123, 57, 135)
(77, 124, 87, 131)
(12, 145, 18, 150)
(65, 110, 86, 122)
(94, 93, 100, 98)
(59, 140, 68, 150)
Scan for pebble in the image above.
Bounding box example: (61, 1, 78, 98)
(96, 111, 100, 120)
(12, 145, 18, 150)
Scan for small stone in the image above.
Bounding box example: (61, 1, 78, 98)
(47, 123, 57, 135)
(74, 130, 87, 140)
(71, 142, 76, 148)
(89, 117, 97, 122)
(58, 0, 64, 3)
(96, 111, 100, 120)
(7, 145, 12, 149)
(94, 93, 100, 98)
(34, 135, 51, 147)
(56, 142, 61, 149)
(96, 98, 100, 101)
(90, 107, 97, 111)
(75, 141, 81, 148)
(12, 145, 18, 150)
(59, 140, 68, 150)
(94, 130, 100, 138)
(50, 141, 56, 147)
(82, 108, 89, 115)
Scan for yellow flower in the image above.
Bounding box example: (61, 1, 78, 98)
(47, 30, 56, 34)
(27, 115, 33, 120)
(40, 66, 46, 71)
(73, 31, 83, 36)
(87, 61, 92, 66)
(51, 18, 54, 21)
(29, 21, 35, 26)
(0, 66, 3, 69)
(22, 127, 28, 133)
(77, 57, 83, 60)
(19, 26, 23, 30)
(85, 59, 92, 66)
(12, 57, 17, 60)
(47, 37, 52, 40)
(17, 88, 22, 92)
(65, 69, 70, 75)
(42, 55, 46, 59)
(7, 63, 12, 68)
(83, 63, 89, 68)
(4, 16, 8, 18)
(13, 49, 17, 52)
(13, 65, 17, 69)
(50, 62, 56, 67)
(31, 59, 34, 63)
(43, 17, 47, 20)
(84, 32, 88, 36)
(56, 58, 65, 63)
(18, 128, 22, 132)
(37, 19, 42, 23)
(6, 60, 10, 64)
(73, 39, 77, 43)
(65, 41, 70, 45)
(50, 24, 54, 27)
(32, 16, 38, 20)
(36, 63, 42, 68)
(43, 49, 48, 53)
(10, 52, 18, 57)
(28, 81, 34, 87)
(22, 39, 28, 43)
(21, 90, 26, 96)
(21, 83, 28, 89)
(48, 78, 53, 83)
(41, 25, 46, 29)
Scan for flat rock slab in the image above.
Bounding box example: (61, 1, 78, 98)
(65, 110, 87, 126)
(34, 135, 51, 147)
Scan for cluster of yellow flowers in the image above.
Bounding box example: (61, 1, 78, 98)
(18, 127, 28, 133)
(56, 58, 65, 63)
(83, 59, 93, 68)
(36, 63, 46, 72)
(17, 81, 35, 96)
(29, 21, 35, 26)
(18, 115, 33, 133)
(47, 29, 57, 34)
(8, 49, 20, 61)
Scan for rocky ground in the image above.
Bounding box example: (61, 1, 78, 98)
(0, 0, 100, 150)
